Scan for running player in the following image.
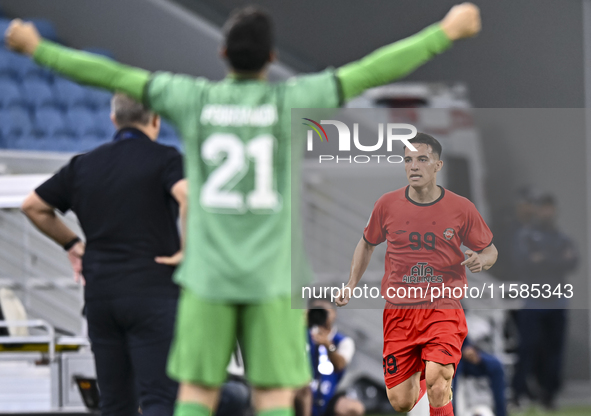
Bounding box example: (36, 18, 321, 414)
(336, 133, 498, 416)
(6, 5, 481, 416)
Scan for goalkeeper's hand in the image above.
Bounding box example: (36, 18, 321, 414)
(5, 19, 41, 56)
(440, 3, 481, 41)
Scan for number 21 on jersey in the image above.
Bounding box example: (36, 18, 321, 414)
(200, 133, 282, 214)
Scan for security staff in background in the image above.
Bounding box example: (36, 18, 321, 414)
(21, 94, 187, 416)
(510, 193, 578, 410)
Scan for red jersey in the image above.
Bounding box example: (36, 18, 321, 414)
(364, 186, 493, 305)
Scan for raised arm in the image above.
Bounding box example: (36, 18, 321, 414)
(337, 3, 481, 101)
(336, 237, 377, 307)
(5, 19, 150, 102)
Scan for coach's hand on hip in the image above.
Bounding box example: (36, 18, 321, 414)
(155, 250, 183, 266)
(5, 19, 41, 56)
(440, 2, 481, 41)
(67, 240, 86, 285)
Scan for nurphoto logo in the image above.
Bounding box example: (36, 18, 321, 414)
(303, 119, 418, 164)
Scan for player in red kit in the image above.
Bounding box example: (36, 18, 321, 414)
(336, 133, 498, 416)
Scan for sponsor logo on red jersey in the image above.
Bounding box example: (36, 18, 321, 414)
(443, 228, 455, 240)
(402, 262, 443, 284)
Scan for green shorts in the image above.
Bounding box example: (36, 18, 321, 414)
(167, 289, 311, 388)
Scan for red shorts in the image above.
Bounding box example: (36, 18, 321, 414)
(382, 299, 468, 389)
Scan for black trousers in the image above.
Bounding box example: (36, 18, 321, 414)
(86, 297, 179, 416)
(511, 309, 567, 403)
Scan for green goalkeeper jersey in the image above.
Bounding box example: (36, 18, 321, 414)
(32, 22, 452, 302)
(146, 71, 340, 301)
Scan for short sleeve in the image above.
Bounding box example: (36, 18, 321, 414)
(145, 72, 207, 128)
(284, 69, 342, 109)
(336, 336, 355, 365)
(363, 200, 386, 246)
(161, 149, 184, 193)
(35, 160, 76, 214)
(459, 202, 493, 252)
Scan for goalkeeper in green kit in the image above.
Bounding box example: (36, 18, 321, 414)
(6, 4, 480, 416)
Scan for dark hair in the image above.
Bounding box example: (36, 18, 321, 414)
(403, 132, 442, 159)
(111, 94, 154, 127)
(223, 6, 273, 72)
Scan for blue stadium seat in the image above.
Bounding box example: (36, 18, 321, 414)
(41, 130, 77, 152)
(86, 87, 112, 109)
(80, 131, 110, 152)
(0, 51, 17, 80)
(23, 80, 56, 108)
(27, 19, 59, 43)
(23, 66, 54, 83)
(0, 107, 32, 138)
(8, 52, 36, 78)
(54, 77, 88, 107)
(0, 81, 24, 108)
(95, 108, 117, 138)
(9, 133, 45, 151)
(0, 19, 10, 39)
(34, 107, 66, 136)
(159, 136, 183, 152)
(66, 107, 97, 137)
(160, 120, 178, 138)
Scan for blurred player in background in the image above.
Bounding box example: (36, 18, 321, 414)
(6, 4, 481, 416)
(336, 134, 497, 416)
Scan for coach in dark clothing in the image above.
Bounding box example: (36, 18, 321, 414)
(21, 94, 187, 416)
(510, 194, 577, 410)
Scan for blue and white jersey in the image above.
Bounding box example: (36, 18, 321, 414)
(308, 328, 355, 416)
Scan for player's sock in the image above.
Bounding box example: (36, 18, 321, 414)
(410, 379, 428, 410)
(429, 400, 454, 416)
(174, 402, 211, 416)
(257, 408, 294, 416)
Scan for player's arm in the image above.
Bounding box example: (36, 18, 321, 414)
(5, 19, 149, 102)
(336, 3, 481, 101)
(155, 179, 188, 266)
(336, 237, 377, 307)
(21, 192, 85, 283)
(461, 243, 498, 273)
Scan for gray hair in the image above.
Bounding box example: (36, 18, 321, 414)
(111, 93, 154, 127)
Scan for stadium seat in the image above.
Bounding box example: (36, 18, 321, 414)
(79, 131, 110, 152)
(0, 51, 17, 80)
(22, 80, 56, 109)
(86, 88, 112, 110)
(41, 130, 78, 152)
(0, 107, 32, 138)
(54, 77, 88, 108)
(0, 81, 25, 108)
(34, 107, 66, 137)
(0, 19, 10, 39)
(23, 66, 54, 84)
(26, 19, 59, 43)
(66, 107, 98, 137)
(160, 121, 178, 138)
(9, 134, 45, 151)
(95, 108, 117, 138)
(7, 52, 36, 78)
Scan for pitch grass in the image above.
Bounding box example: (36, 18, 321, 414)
(365, 406, 591, 416)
